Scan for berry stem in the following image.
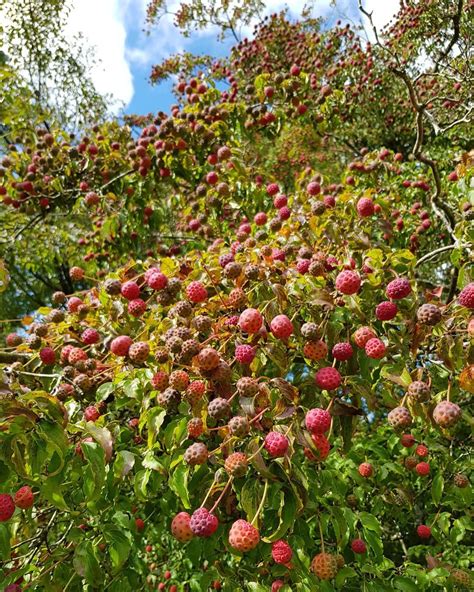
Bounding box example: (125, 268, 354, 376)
(318, 517, 325, 553)
(209, 476, 233, 514)
(251, 479, 268, 527)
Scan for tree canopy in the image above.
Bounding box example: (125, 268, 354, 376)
(0, 1, 473, 591)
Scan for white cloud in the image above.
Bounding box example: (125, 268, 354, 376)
(65, 0, 401, 111)
(66, 0, 134, 109)
(359, 0, 400, 34)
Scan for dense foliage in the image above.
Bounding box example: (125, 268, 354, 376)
(0, 1, 473, 591)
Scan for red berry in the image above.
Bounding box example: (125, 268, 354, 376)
(351, 538, 366, 553)
(267, 183, 279, 196)
(307, 181, 321, 195)
(235, 344, 255, 364)
(84, 406, 100, 422)
(458, 283, 474, 309)
(416, 444, 429, 457)
(386, 278, 411, 300)
(0, 494, 15, 521)
(272, 581, 285, 592)
(264, 432, 289, 458)
(416, 462, 430, 476)
(39, 347, 56, 365)
(400, 434, 415, 448)
(164, 570, 171, 580)
(135, 518, 145, 531)
(128, 298, 147, 317)
(375, 301, 398, 321)
(14, 486, 34, 509)
(270, 314, 293, 339)
(358, 462, 373, 478)
(254, 212, 267, 225)
(171, 512, 194, 542)
(152, 371, 169, 391)
(417, 525, 431, 539)
(186, 281, 208, 303)
(228, 519, 260, 552)
(239, 308, 263, 334)
(311, 433, 331, 461)
(147, 272, 168, 290)
(278, 206, 291, 220)
(67, 296, 83, 313)
(353, 326, 376, 348)
(305, 408, 331, 434)
(110, 335, 133, 356)
(335, 270, 361, 295)
(315, 367, 341, 391)
(190, 508, 218, 537)
(69, 266, 85, 281)
(357, 197, 375, 217)
(332, 342, 353, 361)
(121, 281, 140, 300)
(272, 540, 293, 564)
(81, 328, 100, 344)
(365, 338, 386, 359)
(273, 194, 287, 208)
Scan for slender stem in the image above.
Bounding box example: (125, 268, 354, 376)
(209, 477, 233, 514)
(251, 479, 268, 526)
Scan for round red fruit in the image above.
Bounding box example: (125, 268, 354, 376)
(305, 408, 331, 434)
(375, 301, 398, 321)
(400, 434, 415, 448)
(239, 308, 263, 334)
(110, 335, 133, 356)
(417, 525, 431, 539)
(365, 338, 386, 359)
(14, 486, 34, 509)
(358, 462, 373, 478)
(39, 347, 56, 365)
(171, 512, 194, 542)
(228, 519, 260, 552)
(458, 283, 474, 309)
(416, 462, 430, 476)
(272, 540, 293, 564)
(335, 270, 361, 295)
(235, 344, 255, 364)
(270, 314, 293, 339)
(81, 328, 100, 344)
(121, 281, 140, 300)
(357, 197, 375, 217)
(332, 342, 353, 361)
(351, 538, 366, 553)
(315, 367, 341, 391)
(0, 494, 15, 521)
(186, 281, 208, 303)
(264, 432, 289, 458)
(386, 278, 411, 300)
(190, 508, 218, 537)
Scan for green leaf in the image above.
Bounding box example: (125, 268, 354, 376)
(393, 576, 419, 591)
(103, 525, 131, 572)
(170, 463, 190, 509)
(263, 487, 297, 542)
(240, 479, 262, 521)
(335, 566, 358, 586)
(431, 473, 444, 505)
(82, 442, 106, 501)
(0, 523, 11, 561)
(73, 541, 102, 584)
(114, 450, 135, 478)
(359, 512, 382, 535)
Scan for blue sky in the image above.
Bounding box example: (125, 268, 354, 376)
(66, 0, 400, 116)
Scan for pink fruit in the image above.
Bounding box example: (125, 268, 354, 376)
(121, 281, 140, 300)
(190, 508, 219, 537)
(335, 270, 361, 295)
(365, 338, 386, 359)
(315, 367, 341, 391)
(305, 408, 331, 434)
(351, 538, 366, 553)
(110, 335, 133, 356)
(270, 314, 293, 339)
(357, 197, 375, 217)
(375, 301, 398, 321)
(272, 540, 293, 564)
(186, 281, 208, 303)
(386, 278, 411, 300)
(239, 308, 263, 334)
(264, 432, 289, 458)
(332, 342, 353, 361)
